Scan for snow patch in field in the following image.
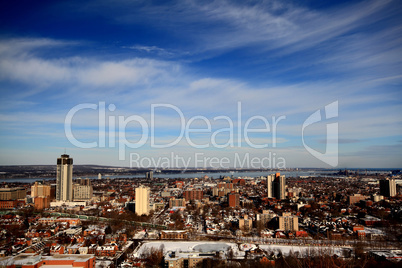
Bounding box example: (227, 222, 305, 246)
(133, 241, 244, 258)
(259, 244, 349, 256)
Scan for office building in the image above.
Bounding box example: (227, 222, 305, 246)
(257, 210, 276, 225)
(184, 190, 203, 201)
(380, 179, 397, 197)
(228, 193, 240, 207)
(0, 187, 26, 200)
(146, 171, 153, 180)
(267, 173, 286, 199)
(278, 212, 299, 232)
(31, 181, 51, 209)
(273, 173, 286, 200)
(76, 178, 91, 186)
(73, 185, 93, 201)
(135, 185, 150, 216)
(373, 194, 384, 202)
(348, 194, 367, 205)
(217, 182, 233, 189)
(0, 200, 19, 209)
(212, 187, 237, 197)
(239, 215, 253, 231)
(267, 174, 274, 198)
(73, 178, 93, 200)
(56, 154, 73, 201)
(34, 197, 50, 210)
(169, 198, 186, 208)
(31, 181, 51, 198)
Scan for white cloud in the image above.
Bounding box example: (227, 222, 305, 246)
(0, 33, 401, 167)
(0, 57, 71, 85)
(0, 39, 181, 91)
(104, 0, 393, 55)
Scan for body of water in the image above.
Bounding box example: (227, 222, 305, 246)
(1, 170, 333, 183)
(1, 169, 393, 183)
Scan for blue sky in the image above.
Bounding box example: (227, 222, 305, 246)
(0, 0, 401, 168)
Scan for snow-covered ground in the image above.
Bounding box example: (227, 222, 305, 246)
(259, 244, 351, 257)
(133, 241, 352, 259)
(95, 260, 112, 268)
(240, 243, 258, 251)
(132, 241, 244, 258)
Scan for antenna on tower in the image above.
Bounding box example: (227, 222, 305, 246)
(64, 148, 66, 154)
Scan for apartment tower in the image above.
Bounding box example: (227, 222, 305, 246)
(56, 154, 73, 201)
(135, 185, 150, 216)
(267, 174, 274, 198)
(267, 173, 286, 200)
(380, 178, 397, 197)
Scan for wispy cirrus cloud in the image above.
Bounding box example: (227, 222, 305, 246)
(0, 38, 181, 90)
(319, 139, 361, 144)
(65, 0, 402, 88)
(1, 38, 400, 149)
(86, 0, 395, 55)
(124, 45, 176, 57)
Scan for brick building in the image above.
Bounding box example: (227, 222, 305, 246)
(34, 197, 50, 210)
(228, 193, 240, 207)
(183, 190, 203, 201)
(169, 198, 186, 208)
(0, 200, 18, 209)
(161, 230, 188, 239)
(0, 253, 95, 268)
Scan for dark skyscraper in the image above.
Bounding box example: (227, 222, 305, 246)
(273, 173, 286, 200)
(267, 173, 286, 200)
(380, 178, 396, 197)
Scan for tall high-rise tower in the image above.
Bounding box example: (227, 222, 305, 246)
(135, 185, 150, 216)
(267, 174, 274, 198)
(146, 171, 153, 180)
(56, 154, 73, 201)
(380, 179, 397, 197)
(268, 172, 286, 200)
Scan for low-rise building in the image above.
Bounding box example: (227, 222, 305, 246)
(164, 251, 217, 268)
(161, 230, 188, 239)
(169, 198, 186, 208)
(348, 194, 367, 205)
(0, 187, 26, 201)
(0, 253, 95, 268)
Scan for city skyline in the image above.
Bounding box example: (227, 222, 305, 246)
(0, 0, 401, 168)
